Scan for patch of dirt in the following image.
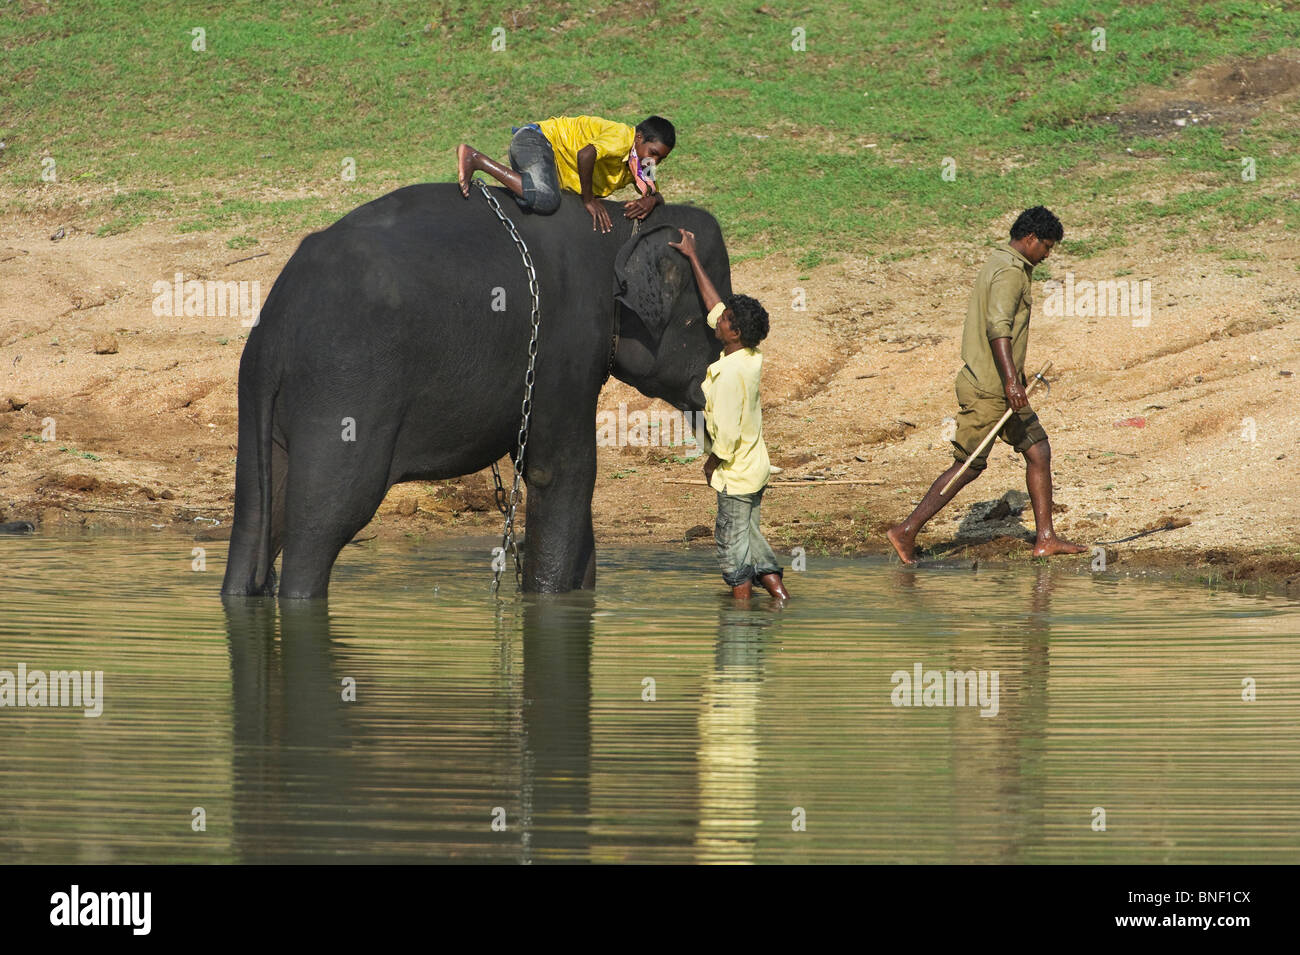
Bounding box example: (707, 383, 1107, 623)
(1097, 50, 1300, 136)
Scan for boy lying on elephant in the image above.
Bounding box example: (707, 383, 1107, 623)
(669, 229, 789, 601)
(457, 115, 674, 234)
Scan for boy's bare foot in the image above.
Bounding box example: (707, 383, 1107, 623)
(731, 581, 753, 599)
(756, 572, 789, 599)
(887, 525, 918, 565)
(1032, 534, 1088, 558)
(456, 144, 478, 197)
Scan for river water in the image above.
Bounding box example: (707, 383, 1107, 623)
(1, 533, 1296, 863)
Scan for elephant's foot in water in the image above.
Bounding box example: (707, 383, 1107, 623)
(519, 465, 598, 593)
(524, 536, 597, 593)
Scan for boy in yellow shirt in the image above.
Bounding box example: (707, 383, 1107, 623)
(670, 229, 789, 601)
(457, 115, 674, 233)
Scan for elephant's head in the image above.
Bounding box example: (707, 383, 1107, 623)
(612, 215, 732, 412)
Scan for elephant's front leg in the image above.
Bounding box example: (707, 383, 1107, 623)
(521, 439, 597, 593)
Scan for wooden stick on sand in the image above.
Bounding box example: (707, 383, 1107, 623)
(663, 479, 885, 487)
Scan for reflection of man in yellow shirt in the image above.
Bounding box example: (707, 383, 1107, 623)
(669, 229, 789, 602)
(457, 115, 674, 233)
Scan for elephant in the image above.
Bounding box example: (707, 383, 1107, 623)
(220, 183, 731, 598)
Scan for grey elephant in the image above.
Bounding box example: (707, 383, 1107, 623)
(220, 183, 729, 598)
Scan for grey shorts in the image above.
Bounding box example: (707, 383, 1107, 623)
(508, 126, 561, 214)
(715, 488, 783, 588)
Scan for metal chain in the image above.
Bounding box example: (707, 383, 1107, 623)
(490, 461, 508, 514)
(478, 179, 541, 593)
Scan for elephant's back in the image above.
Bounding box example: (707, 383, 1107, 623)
(316, 182, 573, 279)
(331, 182, 464, 232)
(253, 184, 541, 395)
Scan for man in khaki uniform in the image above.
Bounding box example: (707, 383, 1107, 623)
(888, 206, 1086, 564)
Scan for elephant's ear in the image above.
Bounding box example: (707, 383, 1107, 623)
(613, 224, 691, 340)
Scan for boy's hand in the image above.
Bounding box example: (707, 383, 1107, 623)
(623, 195, 656, 220)
(703, 453, 719, 484)
(584, 197, 613, 233)
(668, 228, 696, 258)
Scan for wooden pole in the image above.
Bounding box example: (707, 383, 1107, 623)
(662, 479, 885, 487)
(940, 360, 1053, 497)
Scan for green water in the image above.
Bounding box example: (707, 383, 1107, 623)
(0, 533, 1296, 863)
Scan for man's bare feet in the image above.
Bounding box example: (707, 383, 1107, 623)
(1032, 534, 1088, 558)
(887, 525, 918, 565)
(456, 144, 478, 197)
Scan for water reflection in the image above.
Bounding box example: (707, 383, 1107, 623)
(225, 599, 367, 862)
(695, 602, 777, 864)
(1, 537, 1297, 864)
(952, 565, 1052, 863)
(518, 595, 593, 863)
(221, 594, 601, 863)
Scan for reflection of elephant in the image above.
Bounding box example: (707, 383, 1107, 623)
(222, 184, 731, 597)
(223, 598, 358, 862)
(221, 593, 595, 862)
(519, 594, 594, 862)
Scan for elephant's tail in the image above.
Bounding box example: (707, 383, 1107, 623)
(221, 348, 280, 596)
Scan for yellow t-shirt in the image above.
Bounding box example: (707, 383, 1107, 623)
(702, 302, 771, 495)
(535, 115, 636, 197)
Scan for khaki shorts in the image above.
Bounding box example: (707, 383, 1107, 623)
(952, 372, 1048, 471)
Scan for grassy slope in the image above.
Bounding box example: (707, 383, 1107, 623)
(1, 0, 1297, 257)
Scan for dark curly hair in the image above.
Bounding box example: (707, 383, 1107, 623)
(637, 116, 676, 150)
(726, 294, 769, 349)
(1010, 206, 1064, 242)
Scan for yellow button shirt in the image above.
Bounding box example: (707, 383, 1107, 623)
(701, 302, 771, 495)
(535, 115, 636, 198)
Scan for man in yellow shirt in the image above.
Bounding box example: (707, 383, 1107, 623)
(670, 229, 789, 601)
(457, 115, 674, 233)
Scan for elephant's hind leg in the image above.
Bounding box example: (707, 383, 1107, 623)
(278, 435, 392, 600)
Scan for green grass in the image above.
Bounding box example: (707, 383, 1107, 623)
(2, 0, 1297, 254)
(59, 446, 101, 461)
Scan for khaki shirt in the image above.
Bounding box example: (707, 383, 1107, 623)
(959, 243, 1034, 396)
(702, 302, 771, 494)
